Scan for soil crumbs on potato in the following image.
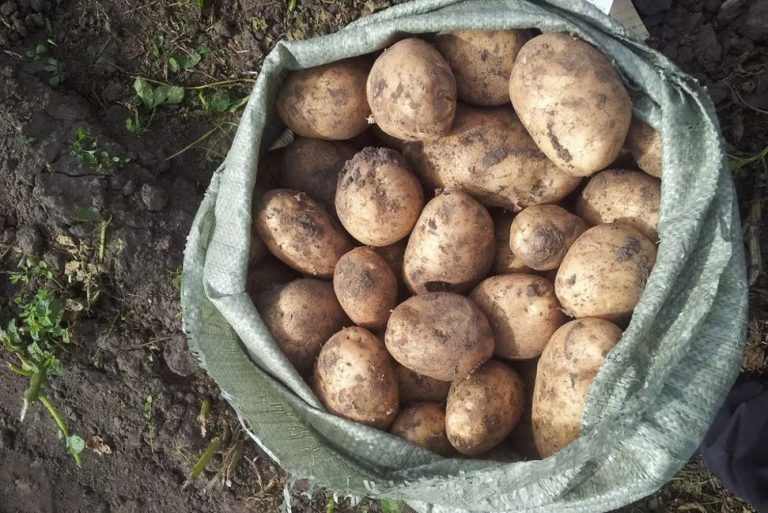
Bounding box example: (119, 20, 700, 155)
(0, 0, 766, 512)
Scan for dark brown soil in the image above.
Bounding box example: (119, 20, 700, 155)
(0, 1, 766, 513)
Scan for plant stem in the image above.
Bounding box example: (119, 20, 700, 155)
(24, 371, 43, 404)
(164, 124, 223, 161)
(9, 364, 33, 377)
(40, 395, 82, 466)
(183, 435, 222, 489)
(138, 76, 255, 90)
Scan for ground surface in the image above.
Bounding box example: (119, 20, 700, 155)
(0, 1, 766, 513)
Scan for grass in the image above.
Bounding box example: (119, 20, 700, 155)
(69, 127, 130, 171)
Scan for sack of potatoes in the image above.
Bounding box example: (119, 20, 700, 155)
(182, 1, 747, 511)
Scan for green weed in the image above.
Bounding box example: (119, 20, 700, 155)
(43, 57, 65, 86)
(69, 127, 129, 171)
(379, 499, 403, 513)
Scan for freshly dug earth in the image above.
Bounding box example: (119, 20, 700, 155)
(0, 1, 766, 513)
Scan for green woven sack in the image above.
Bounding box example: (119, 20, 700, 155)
(181, 1, 748, 511)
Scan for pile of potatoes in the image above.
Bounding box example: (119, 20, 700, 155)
(249, 30, 661, 460)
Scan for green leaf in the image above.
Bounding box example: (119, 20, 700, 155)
(207, 90, 231, 113)
(168, 56, 181, 74)
(74, 207, 101, 222)
(66, 435, 85, 455)
(165, 85, 185, 104)
(182, 50, 202, 70)
(380, 499, 402, 513)
(227, 95, 249, 113)
(133, 77, 156, 109)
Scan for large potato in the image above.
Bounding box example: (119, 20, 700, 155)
(390, 402, 454, 457)
(445, 361, 525, 455)
(403, 190, 494, 294)
(403, 105, 581, 210)
(434, 30, 529, 106)
(470, 274, 564, 360)
(314, 327, 399, 429)
(256, 279, 347, 374)
(333, 247, 398, 330)
(555, 223, 657, 321)
(493, 212, 532, 274)
(367, 38, 457, 141)
(532, 318, 622, 457)
(246, 256, 297, 296)
(626, 118, 661, 178)
(576, 169, 661, 241)
(396, 365, 451, 405)
(336, 148, 424, 246)
(254, 189, 353, 278)
(509, 205, 588, 271)
(279, 137, 357, 209)
(385, 292, 495, 381)
(277, 58, 370, 140)
(509, 33, 632, 176)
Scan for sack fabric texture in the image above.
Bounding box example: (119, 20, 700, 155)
(181, 1, 749, 511)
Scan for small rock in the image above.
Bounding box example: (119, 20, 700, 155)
(163, 336, 199, 377)
(212, 19, 236, 40)
(739, 0, 768, 41)
(101, 82, 124, 103)
(29, 0, 42, 11)
(140, 184, 168, 212)
(634, 0, 672, 16)
(12, 13, 27, 37)
(42, 250, 65, 275)
(16, 224, 43, 256)
(718, 0, 748, 22)
(122, 179, 137, 197)
(29, 12, 43, 26)
(0, 428, 16, 449)
(697, 24, 723, 64)
(0, 1, 17, 16)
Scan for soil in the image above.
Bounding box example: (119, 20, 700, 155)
(0, 1, 766, 513)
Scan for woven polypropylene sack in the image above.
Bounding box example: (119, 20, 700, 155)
(181, 1, 749, 511)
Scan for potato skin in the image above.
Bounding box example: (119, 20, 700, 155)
(333, 247, 398, 330)
(255, 189, 353, 278)
(493, 212, 533, 274)
(314, 327, 399, 429)
(403, 105, 581, 210)
(390, 402, 454, 456)
(396, 365, 451, 405)
(367, 38, 457, 141)
(532, 318, 622, 457)
(509, 33, 632, 176)
(256, 279, 347, 374)
(555, 223, 657, 321)
(576, 169, 661, 241)
(445, 361, 525, 455)
(470, 274, 564, 360)
(434, 30, 529, 106)
(336, 147, 424, 246)
(279, 137, 357, 209)
(403, 190, 494, 294)
(385, 292, 495, 381)
(509, 205, 588, 271)
(626, 118, 662, 178)
(277, 58, 370, 140)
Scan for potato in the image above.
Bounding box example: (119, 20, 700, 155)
(367, 38, 457, 141)
(576, 169, 661, 241)
(509, 205, 588, 271)
(333, 247, 398, 330)
(508, 358, 540, 459)
(256, 279, 347, 374)
(390, 402, 454, 456)
(277, 58, 370, 140)
(246, 256, 296, 296)
(470, 274, 564, 360)
(385, 292, 495, 381)
(493, 212, 532, 274)
(509, 33, 632, 176)
(403, 190, 494, 294)
(279, 137, 357, 209)
(532, 318, 622, 457)
(434, 30, 529, 106)
(335, 148, 424, 246)
(626, 118, 662, 178)
(445, 361, 525, 455)
(403, 105, 581, 210)
(396, 365, 451, 405)
(250, 228, 268, 265)
(555, 223, 657, 321)
(314, 327, 399, 429)
(373, 240, 407, 285)
(254, 189, 353, 278)
(373, 125, 405, 152)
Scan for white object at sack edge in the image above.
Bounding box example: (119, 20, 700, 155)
(587, 0, 650, 39)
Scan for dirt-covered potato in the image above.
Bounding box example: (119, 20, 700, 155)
(314, 327, 399, 429)
(509, 205, 588, 271)
(373, 240, 407, 285)
(532, 318, 622, 457)
(576, 169, 661, 241)
(508, 358, 540, 459)
(396, 365, 451, 405)
(247, 256, 297, 296)
(434, 30, 529, 106)
(385, 292, 495, 381)
(626, 118, 662, 178)
(279, 137, 357, 209)
(403, 190, 494, 294)
(555, 223, 657, 320)
(335, 147, 424, 246)
(493, 212, 532, 274)
(470, 274, 564, 360)
(256, 279, 347, 374)
(367, 38, 457, 141)
(390, 402, 454, 456)
(333, 247, 398, 330)
(445, 361, 525, 455)
(403, 105, 581, 210)
(277, 58, 370, 140)
(255, 189, 353, 278)
(509, 33, 632, 176)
